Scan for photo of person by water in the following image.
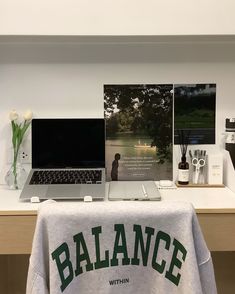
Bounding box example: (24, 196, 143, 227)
(104, 84, 173, 181)
(111, 153, 121, 181)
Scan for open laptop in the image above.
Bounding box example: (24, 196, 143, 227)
(20, 118, 106, 201)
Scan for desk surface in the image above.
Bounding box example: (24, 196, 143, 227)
(1, 183, 235, 253)
(0, 183, 235, 215)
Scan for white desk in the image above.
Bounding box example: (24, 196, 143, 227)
(1, 184, 235, 253)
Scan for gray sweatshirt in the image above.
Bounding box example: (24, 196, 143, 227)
(26, 200, 217, 294)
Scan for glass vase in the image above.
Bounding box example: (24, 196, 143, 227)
(5, 153, 28, 190)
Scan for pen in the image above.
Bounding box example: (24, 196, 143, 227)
(142, 184, 148, 198)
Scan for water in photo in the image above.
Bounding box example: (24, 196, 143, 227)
(104, 84, 173, 181)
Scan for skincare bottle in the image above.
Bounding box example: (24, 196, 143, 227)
(178, 155, 189, 185)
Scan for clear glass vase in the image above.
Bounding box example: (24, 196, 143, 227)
(5, 155, 28, 190)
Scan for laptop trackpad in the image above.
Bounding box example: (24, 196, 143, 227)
(46, 186, 82, 199)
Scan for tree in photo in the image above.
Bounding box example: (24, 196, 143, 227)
(104, 84, 173, 163)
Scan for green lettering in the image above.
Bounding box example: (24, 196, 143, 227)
(73, 232, 93, 276)
(92, 226, 109, 269)
(51, 242, 74, 292)
(110, 224, 130, 266)
(131, 225, 154, 266)
(165, 238, 187, 286)
(152, 231, 170, 273)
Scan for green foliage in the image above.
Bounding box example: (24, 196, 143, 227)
(9, 111, 32, 189)
(104, 85, 173, 163)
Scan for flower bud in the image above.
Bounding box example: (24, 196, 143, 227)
(9, 110, 19, 121)
(23, 110, 33, 121)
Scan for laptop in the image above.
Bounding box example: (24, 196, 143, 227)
(20, 118, 106, 201)
(108, 181, 161, 201)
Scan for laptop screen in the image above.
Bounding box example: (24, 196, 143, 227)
(32, 118, 105, 169)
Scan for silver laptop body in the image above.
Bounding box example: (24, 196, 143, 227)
(20, 118, 106, 201)
(108, 181, 161, 201)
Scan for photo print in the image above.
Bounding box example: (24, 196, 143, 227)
(104, 84, 173, 181)
(174, 84, 216, 144)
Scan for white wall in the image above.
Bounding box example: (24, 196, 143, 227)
(1, 0, 235, 185)
(0, 40, 235, 183)
(1, 0, 235, 35)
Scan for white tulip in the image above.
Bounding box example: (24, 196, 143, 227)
(23, 110, 33, 121)
(9, 110, 19, 121)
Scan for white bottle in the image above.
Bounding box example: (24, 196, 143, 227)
(207, 153, 223, 185)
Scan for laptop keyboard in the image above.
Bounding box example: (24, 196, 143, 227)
(29, 170, 102, 185)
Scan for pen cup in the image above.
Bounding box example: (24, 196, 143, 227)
(189, 150, 207, 185)
(192, 164, 206, 184)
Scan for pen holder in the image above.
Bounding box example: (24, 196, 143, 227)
(189, 150, 207, 185)
(192, 164, 206, 184)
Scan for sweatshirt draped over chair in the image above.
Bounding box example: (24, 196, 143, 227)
(26, 200, 217, 294)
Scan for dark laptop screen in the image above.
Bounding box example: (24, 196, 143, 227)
(32, 119, 105, 169)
